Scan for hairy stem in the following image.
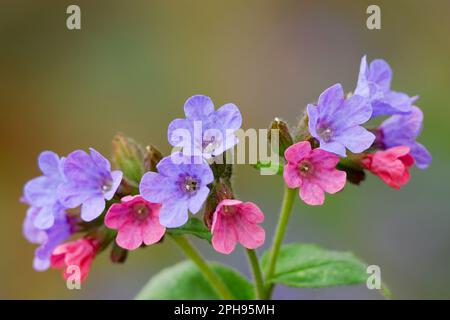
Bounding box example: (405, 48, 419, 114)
(263, 186, 296, 299)
(245, 249, 265, 300)
(170, 235, 234, 300)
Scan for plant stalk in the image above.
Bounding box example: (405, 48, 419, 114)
(263, 186, 296, 299)
(170, 234, 234, 300)
(245, 249, 265, 300)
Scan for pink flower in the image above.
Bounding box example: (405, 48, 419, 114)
(50, 238, 98, 283)
(283, 141, 346, 205)
(105, 195, 165, 250)
(362, 146, 414, 189)
(211, 199, 265, 255)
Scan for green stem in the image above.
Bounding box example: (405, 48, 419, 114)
(245, 249, 265, 300)
(263, 186, 296, 299)
(170, 235, 234, 300)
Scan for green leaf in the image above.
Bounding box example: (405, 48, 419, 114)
(261, 243, 368, 288)
(136, 260, 255, 300)
(166, 217, 212, 242)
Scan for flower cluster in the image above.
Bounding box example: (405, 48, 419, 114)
(21, 56, 431, 286)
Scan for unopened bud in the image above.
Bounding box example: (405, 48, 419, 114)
(294, 112, 311, 142)
(204, 181, 234, 229)
(112, 133, 146, 186)
(110, 243, 128, 264)
(144, 145, 163, 173)
(269, 118, 293, 157)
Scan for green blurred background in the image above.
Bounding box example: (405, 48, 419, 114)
(1, 0, 449, 299)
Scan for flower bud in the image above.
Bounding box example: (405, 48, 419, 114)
(112, 133, 146, 186)
(204, 181, 234, 229)
(110, 242, 128, 264)
(294, 112, 312, 142)
(144, 145, 163, 173)
(268, 118, 294, 157)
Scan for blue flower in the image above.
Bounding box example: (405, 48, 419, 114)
(307, 83, 375, 157)
(23, 151, 66, 229)
(379, 106, 432, 169)
(23, 206, 73, 271)
(354, 55, 418, 117)
(139, 152, 214, 228)
(167, 95, 242, 159)
(58, 148, 123, 222)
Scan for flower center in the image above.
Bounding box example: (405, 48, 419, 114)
(182, 176, 199, 194)
(298, 160, 314, 176)
(317, 125, 333, 142)
(133, 203, 150, 220)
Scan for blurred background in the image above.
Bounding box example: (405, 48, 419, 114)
(1, 0, 449, 299)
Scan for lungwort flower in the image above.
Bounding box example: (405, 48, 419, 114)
(23, 151, 66, 229)
(105, 195, 165, 250)
(167, 95, 242, 159)
(139, 152, 214, 228)
(23, 206, 73, 271)
(307, 83, 375, 157)
(51, 238, 99, 283)
(354, 55, 418, 117)
(362, 146, 414, 189)
(378, 106, 432, 169)
(58, 148, 123, 222)
(211, 199, 265, 255)
(283, 141, 347, 205)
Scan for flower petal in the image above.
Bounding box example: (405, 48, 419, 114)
(184, 95, 215, 119)
(188, 186, 210, 214)
(38, 151, 61, 178)
(159, 201, 189, 228)
(299, 180, 325, 206)
(334, 126, 375, 154)
(215, 103, 242, 131)
(81, 196, 105, 222)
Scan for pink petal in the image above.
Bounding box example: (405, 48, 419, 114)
(211, 214, 238, 255)
(235, 216, 265, 250)
(238, 202, 265, 224)
(116, 222, 143, 250)
(141, 215, 166, 246)
(310, 148, 340, 169)
(284, 141, 311, 164)
(283, 163, 303, 189)
(299, 180, 325, 205)
(314, 168, 347, 194)
(104, 203, 131, 229)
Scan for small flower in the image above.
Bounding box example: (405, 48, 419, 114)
(362, 146, 414, 189)
(354, 55, 418, 117)
(283, 141, 347, 205)
(167, 95, 242, 159)
(50, 238, 99, 283)
(378, 106, 432, 169)
(139, 152, 214, 228)
(105, 195, 165, 250)
(23, 151, 66, 229)
(307, 83, 375, 157)
(58, 148, 123, 222)
(23, 206, 73, 271)
(211, 199, 265, 255)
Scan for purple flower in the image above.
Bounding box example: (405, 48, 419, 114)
(23, 206, 73, 271)
(379, 106, 432, 169)
(167, 95, 242, 159)
(139, 152, 214, 228)
(23, 151, 66, 229)
(307, 83, 375, 157)
(354, 55, 418, 117)
(58, 148, 123, 222)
